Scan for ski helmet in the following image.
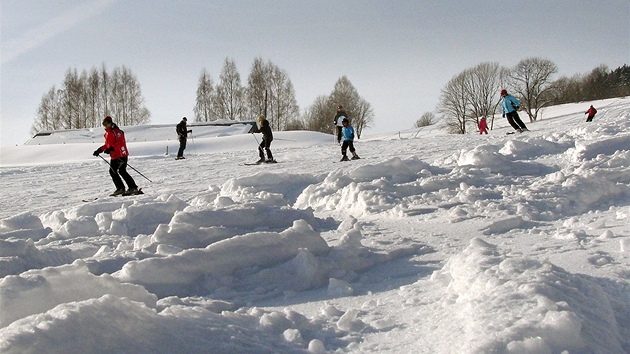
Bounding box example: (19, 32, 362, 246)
(342, 117, 349, 124)
(102, 116, 113, 125)
(500, 89, 508, 96)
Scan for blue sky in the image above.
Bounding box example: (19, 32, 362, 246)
(1, 0, 628, 147)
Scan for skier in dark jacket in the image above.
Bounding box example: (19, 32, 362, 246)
(333, 105, 347, 145)
(585, 105, 597, 122)
(500, 89, 528, 133)
(256, 115, 275, 163)
(93, 116, 138, 196)
(176, 117, 192, 160)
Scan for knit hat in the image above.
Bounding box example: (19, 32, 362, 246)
(102, 116, 113, 125)
(500, 89, 508, 96)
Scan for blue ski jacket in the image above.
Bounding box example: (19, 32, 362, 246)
(501, 94, 521, 114)
(342, 125, 355, 142)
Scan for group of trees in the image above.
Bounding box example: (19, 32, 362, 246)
(299, 76, 374, 139)
(194, 58, 374, 137)
(194, 57, 300, 132)
(552, 64, 630, 104)
(31, 65, 150, 135)
(437, 58, 629, 134)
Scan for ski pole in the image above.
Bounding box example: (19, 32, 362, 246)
(251, 132, 260, 145)
(126, 162, 153, 183)
(190, 132, 197, 155)
(97, 154, 116, 174)
(98, 154, 153, 183)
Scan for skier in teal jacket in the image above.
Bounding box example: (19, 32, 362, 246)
(340, 117, 360, 162)
(500, 89, 528, 133)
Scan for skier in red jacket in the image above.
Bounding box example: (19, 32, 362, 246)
(585, 105, 597, 122)
(478, 116, 488, 134)
(93, 116, 138, 196)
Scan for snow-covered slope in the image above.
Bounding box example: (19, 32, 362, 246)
(0, 97, 629, 353)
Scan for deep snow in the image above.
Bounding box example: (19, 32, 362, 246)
(1, 97, 629, 353)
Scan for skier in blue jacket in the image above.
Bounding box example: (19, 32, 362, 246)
(340, 117, 360, 161)
(500, 89, 528, 133)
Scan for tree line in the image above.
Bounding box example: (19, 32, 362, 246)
(31, 65, 151, 135)
(31, 58, 374, 139)
(435, 59, 629, 134)
(33, 57, 626, 138)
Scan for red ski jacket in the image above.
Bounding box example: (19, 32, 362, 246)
(586, 106, 597, 117)
(100, 125, 129, 160)
(478, 118, 488, 132)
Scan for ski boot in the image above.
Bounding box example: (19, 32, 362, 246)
(122, 187, 139, 196)
(340, 155, 350, 162)
(351, 154, 360, 160)
(110, 189, 125, 196)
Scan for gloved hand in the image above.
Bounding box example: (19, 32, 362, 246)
(187, 129, 192, 133)
(104, 147, 114, 154)
(93, 147, 103, 156)
(514, 106, 520, 110)
(502, 114, 505, 118)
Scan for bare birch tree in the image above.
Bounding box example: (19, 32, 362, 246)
(267, 64, 299, 131)
(352, 98, 374, 139)
(194, 69, 216, 122)
(246, 57, 270, 119)
(438, 71, 469, 134)
(463, 62, 504, 129)
(302, 95, 332, 133)
(31, 86, 63, 134)
(507, 57, 558, 121)
(329, 76, 360, 120)
(214, 58, 245, 120)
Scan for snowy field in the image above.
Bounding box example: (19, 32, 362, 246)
(1, 97, 630, 353)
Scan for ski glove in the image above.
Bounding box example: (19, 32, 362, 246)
(93, 147, 103, 156)
(188, 129, 192, 133)
(104, 147, 114, 154)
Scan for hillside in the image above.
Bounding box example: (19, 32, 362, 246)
(0, 97, 629, 353)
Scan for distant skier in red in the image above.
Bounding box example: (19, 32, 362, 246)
(585, 105, 597, 122)
(93, 116, 139, 196)
(478, 116, 488, 134)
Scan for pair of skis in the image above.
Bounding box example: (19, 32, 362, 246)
(82, 188, 144, 202)
(244, 160, 278, 166)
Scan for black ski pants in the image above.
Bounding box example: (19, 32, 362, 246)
(341, 141, 356, 156)
(506, 111, 528, 131)
(109, 157, 137, 190)
(258, 139, 273, 160)
(177, 136, 187, 158)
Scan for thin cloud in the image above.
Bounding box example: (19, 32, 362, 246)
(1, 0, 116, 65)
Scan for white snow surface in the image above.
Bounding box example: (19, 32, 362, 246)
(1, 98, 630, 353)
